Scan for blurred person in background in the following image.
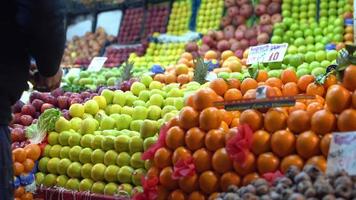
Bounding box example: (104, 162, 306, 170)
(0, 0, 66, 199)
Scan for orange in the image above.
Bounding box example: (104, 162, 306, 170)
(199, 171, 219, 194)
(320, 133, 332, 157)
(157, 185, 169, 200)
(212, 148, 233, 174)
(227, 78, 241, 89)
(187, 191, 206, 200)
(337, 109, 356, 131)
(296, 131, 321, 159)
(271, 130, 296, 157)
(219, 121, 229, 132)
(14, 186, 25, 198)
(165, 73, 177, 84)
(209, 78, 229, 96)
(306, 102, 323, 117)
(185, 127, 205, 151)
(311, 109, 336, 136)
(168, 189, 186, 200)
(208, 193, 219, 200)
(343, 65, 356, 91)
(243, 89, 256, 99)
(220, 172, 241, 192)
(146, 166, 160, 178)
(287, 110, 311, 134)
(205, 50, 218, 60)
(24, 144, 41, 161)
(220, 109, 234, 125)
(185, 95, 195, 108)
(159, 167, 178, 190)
(21, 193, 33, 200)
(165, 126, 185, 150)
(175, 64, 189, 76)
(181, 52, 193, 61)
(154, 74, 166, 83)
(168, 117, 180, 128)
(352, 90, 356, 108)
(199, 107, 223, 131)
(193, 148, 212, 173)
(193, 88, 218, 111)
(281, 69, 298, 84)
(325, 85, 351, 114)
(251, 130, 271, 155)
(297, 75, 315, 92)
(13, 148, 27, 163)
(280, 155, 304, 173)
(233, 152, 256, 176)
(230, 118, 240, 128)
(282, 82, 299, 97)
(23, 158, 35, 173)
(264, 109, 287, 132)
(288, 102, 306, 114)
(179, 174, 199, 193)
(266, 77, 283, 89)
(13, 162, 25, 176)
(177, 74, 190, 85)
(172, 147, 192, 165)
(204, 129, 225, 151)
(306, 82, 325, 97)
(239, 109, 263, 131)
(306, 156, 327, 172)
(221, 50, 234, 60)
(323, 74, 337, 89)
(178, 106, 199, 130)
(240, 78, 258, 94)
(256, 70, 268, 82)
(242, 173, 260, 186)
(224, 88, 242, 101)
(257, 152, 280, 174)
(154, 147, 172, 169)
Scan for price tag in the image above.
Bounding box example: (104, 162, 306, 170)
(87, 57, 107, 72)
(263, 43, 288, 63)
(205, 72, 218, 82)
(246, 44, 270, 65)
(246, 43, 288, 65)
(327, 132, 356, 175)
(20, 91, 31, 103)
(66, 68, 81, 77)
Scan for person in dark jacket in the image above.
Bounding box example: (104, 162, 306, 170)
(0, 0, 66, 199)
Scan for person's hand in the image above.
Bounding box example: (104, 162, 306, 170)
(34, 68, 63, 92)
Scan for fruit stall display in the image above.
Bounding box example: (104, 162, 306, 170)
(61, 28, 115, 67)
(195, 0, 224, 34)
(166, 0, 192, 35)
(117, 7, 145, 44)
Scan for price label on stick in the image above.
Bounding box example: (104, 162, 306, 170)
(87, 57, 107, 72)
(246, 43, 288, 65)
(327, 132, 356, 175)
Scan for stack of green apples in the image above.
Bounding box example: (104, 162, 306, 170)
(35, 75, 187, 196)
(167, 0, 192, 35)
(129, 42, 186, 68)
(195, 0, 224, 34)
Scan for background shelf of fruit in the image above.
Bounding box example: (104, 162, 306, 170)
(11, 0, 356, 199)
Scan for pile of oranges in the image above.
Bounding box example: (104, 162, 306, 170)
(145, 62, 356, 200)
(13, 144, 41, 200)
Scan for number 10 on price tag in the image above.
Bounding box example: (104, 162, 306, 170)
(264, 43, 288, 63)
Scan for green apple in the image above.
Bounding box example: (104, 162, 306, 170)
(58, 131, 71, 146)
(91, 149, 105, 164)
(79, 178, 94, 191)
(132, 106, 148, 120)
(161, 106, 176, 117)
(130, 152, 144, 168)
(57, 158, 72, 175)
(113, 90, 126, 106)
(140, 74, 153, 87)
(104, 165, 120, 182)
(91, 181, 105, 194)
(101, 89, 114, 104)
(114, 135, 130, 153)
(143, 136, 157, 151)
(59, 146, 70, 159)
(55, 117, 71, 133)
(125, 94, 138, 106)
(132, 168, 146, 186)
(311, 67, 326, 77)
(326, 50, 338, 61)
(49, 144, 62, 158)
(69, 103, 84, 118)
(121, 106, 134, 116)
(47, 157, 60, 174)
(140, 120, 159, 139)
(133, 100, 146, 107)
(68, 133, 81, 147)
(43, 174, 57, 187)
(104, 182, 119, 195)
(130, 120, 144, 132)
(65, 178, 80, 191)
(104, 150, 118, 166)
(35, 172, 45, 185)
(69, 146, 82, 162)
(149, 81, 164, 90)
(100, 116, 116, 130)
(47, 132, 59, 145)
(70, 117, 82, 131)
(84, 100, 99, 115)
(91, 135, 104, 149)
(118, 183, 133, 196)
(79, 147, 93, 164)
(129, 136, 144, 154)
(116, 152, 131, 167)
(138, 90, 150, 102)
(147, 105, 161, 120)
(91, 163, 107, 181)
(56, 175, 69, 187)
(131, 82, 146, 96)
(173, 98, 184, 110)
(80, 134, 94, 148)
(93, 96, 107, 109)
(108, 104, 121, 115)
(67, 162, 82, 178)
(80, 118, 98, 135)
(117, 166, 134, 184)
(81, 163, 93, 179)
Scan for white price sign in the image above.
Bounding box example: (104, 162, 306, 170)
(87, 57, 107, 72)
(66, 68, 81, 77)
(327, 132, 356, 175)
(20, 91, 31, 103)
(247, 43, 288, 65)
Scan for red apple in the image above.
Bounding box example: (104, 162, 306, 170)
(267, 2, 281, 15)
(260, 14, 271, 25)
(11, 128, 26, 142)
(255, 4, 267, 16)
(32, 99, 44, 111)
(41, 103, 54, 113)
(20, 115, 33, 126)
(227, 6, 239, 17)
(234, 29, 244, 40)
(21, 104, 36, 117)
